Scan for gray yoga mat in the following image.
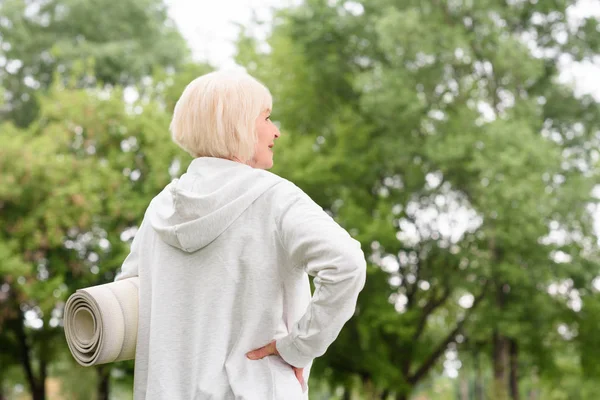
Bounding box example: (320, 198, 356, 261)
(64, 278, 139, 366)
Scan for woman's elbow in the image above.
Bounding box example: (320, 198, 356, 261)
(353, 251, 367, 290)
(343, 243, 367, 290)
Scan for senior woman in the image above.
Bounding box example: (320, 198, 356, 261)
(115, 70, 366, 400)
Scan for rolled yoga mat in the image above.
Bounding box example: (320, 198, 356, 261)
(64, 277, 139, 366)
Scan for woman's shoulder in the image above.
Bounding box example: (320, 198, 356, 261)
(259, 171, 302, 198)
(258, 172, 324, 216)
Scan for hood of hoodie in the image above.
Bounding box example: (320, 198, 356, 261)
(149, 157, 283, 252)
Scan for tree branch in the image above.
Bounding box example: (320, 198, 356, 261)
(408, 282, 488, 385)
(412, 286, 452, 343)
(405, 255, 422, 309)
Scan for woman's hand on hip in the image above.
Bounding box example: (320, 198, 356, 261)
(247, 340, 306, 390)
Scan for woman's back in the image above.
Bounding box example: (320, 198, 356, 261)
(115, 71, 366, 400)
(128, 157, 312, 399)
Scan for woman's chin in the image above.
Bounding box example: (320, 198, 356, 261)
(262, 158, 274, 170)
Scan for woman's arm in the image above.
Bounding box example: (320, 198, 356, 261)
(273, 184, 367, 368)
(114, 219, 146, 281)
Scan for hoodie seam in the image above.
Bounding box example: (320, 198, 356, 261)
(170, 183, 187, 251)
(158, 171, 284, 253)
(172, 225, 187, 252)
(171, 182, 179, 211)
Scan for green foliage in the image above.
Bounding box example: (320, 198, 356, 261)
(0, 70, 201, 397)
(0, 0, 205, 397)
(236, 0, 600, 397)
(1, 0, 599, 398)
(0, 0, 190, 127)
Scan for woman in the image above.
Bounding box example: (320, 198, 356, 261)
(115, 70, 366, 399)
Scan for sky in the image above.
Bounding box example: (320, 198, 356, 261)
(165, 0, 600, 100)
(165, 0, 285, 68)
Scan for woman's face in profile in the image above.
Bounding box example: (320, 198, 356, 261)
(251, 109, 280, 170)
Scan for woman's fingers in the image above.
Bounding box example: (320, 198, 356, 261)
(246, 340, 279, 360)
(247, 341, 306, 391)
(292, 366, 306, 391)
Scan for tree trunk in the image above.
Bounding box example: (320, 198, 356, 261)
(31, 383, 45, 400)
(460, 375, 470, 400)
(509, 338, 519, 400)
(395, 394, 408, 400)
(343, 388, 352, 400)
(14, 308, 45, 400)
(362, 375, 376, 400)
(0, 375, 6, 400)
(97, 365, 110, 400)
(529, 389, 538, 400)
(380, 389, 390, 400)
(493, 331, 509, 400)
(475, 351, 485, 400)
(492, 265, 510, 400)
(528, 368, 539, 400)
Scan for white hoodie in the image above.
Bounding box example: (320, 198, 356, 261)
(115, 157, 366, 400)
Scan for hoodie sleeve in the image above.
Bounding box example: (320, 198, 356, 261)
(114, 218, 146, 281)
(274, 183, 367, 368)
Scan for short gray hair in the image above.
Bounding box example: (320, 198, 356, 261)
(170, 70, 272, 161)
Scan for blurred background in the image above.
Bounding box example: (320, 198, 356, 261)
(1, 0, 600, 399)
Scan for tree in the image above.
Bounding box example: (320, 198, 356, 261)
(0, 61, 210, 398)
(0, 0, 196, 397)
(236, 0, 600, 398)
(0, 0, 190, 127)
(0, 113, 112, 399)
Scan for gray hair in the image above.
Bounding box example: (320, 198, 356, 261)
(170, 70, 272, 162)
